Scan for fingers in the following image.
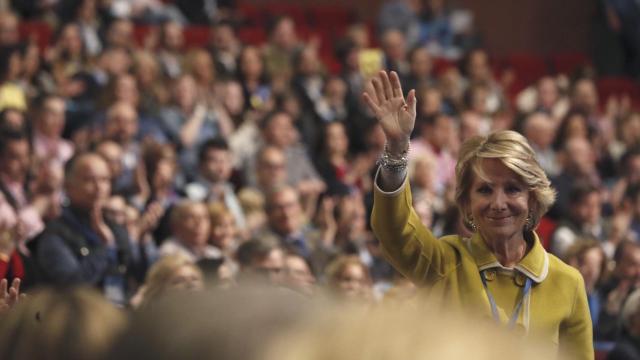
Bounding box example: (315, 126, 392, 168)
(362, 92, 381, 117)
(406, 89, 417, 114)
(363, 81, 379, 104)
(390, 71, 404, 98)
(0, 278, 6, 297)
(371, 77, 386, 105)
(380, 71, 394, 101)
(10, 278, 20, 296)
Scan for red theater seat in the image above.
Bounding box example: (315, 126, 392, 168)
(133, 25, 156, 47)
(536, 216, 557, 250)
(238, 27, 266, 45)
(433, 57, 456, 76)
(237, 3, 263, 27)
(503, 53, 548, 87)
(264, 3, 307, 25)
(19, 21, 52, 52)
(597, 76, 640, 109)
(184, 26, 211, 48)
(308, 5, 352, 28)
(551, 52, 590, 76)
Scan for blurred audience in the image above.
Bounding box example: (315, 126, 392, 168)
(0, 1, 637, 357)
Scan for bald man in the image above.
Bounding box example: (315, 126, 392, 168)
(34, 153, 145, 304)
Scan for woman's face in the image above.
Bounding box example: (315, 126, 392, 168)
(167, 265, 204, 292)
(39, 98, 66, 137)
(325, 77, 347, 103)
(467, 159, 530, 243)
(175, 76, 197, 109)
(23, 44, 40, 77)
(240, 48, 263, 80)
(152, 159, 176, 191)
(537, 77, 558, 109)
(410, 48, 432, 78)
(574, 191, 601, 226)
(419, 89, 442, 117)
(336, 264, 369, 300)
(223, 81, 244, 116)
(326, 123, 348, 155)
(60, 24, 83, 56)
(192, 51, 214, 83)
(566, 114, 588, 139)
(578, 248, 603, 292)
(135, 56, 158, 86)
(210, 214, 237, 250)
(468, 50, 490, 81)
(264, 113, 295, 148)
(115, 76, 139, 106)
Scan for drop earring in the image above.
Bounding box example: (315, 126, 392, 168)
(524, 214, 532, 231)
(467, 215, 477, 232)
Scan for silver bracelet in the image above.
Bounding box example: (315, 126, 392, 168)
(378, 142, 409, 173)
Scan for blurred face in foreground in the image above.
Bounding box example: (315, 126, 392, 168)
(251, 248, 285, 285)
(335, 263, 370, 301)
(284, 255, 315, 295)
(167, 265, 204, 292)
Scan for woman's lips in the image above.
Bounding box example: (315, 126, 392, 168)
(486, 215, 513, 223)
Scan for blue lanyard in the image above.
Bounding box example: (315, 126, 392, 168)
(480, 269, 532, 329)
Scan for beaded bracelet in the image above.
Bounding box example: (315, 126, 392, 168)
(378, 142, 409, 173)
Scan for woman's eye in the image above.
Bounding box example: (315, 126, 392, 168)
(506, 185, 522, 193)
(477, 186, 491, 194)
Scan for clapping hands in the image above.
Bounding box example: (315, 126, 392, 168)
(0, 278, 22, 314)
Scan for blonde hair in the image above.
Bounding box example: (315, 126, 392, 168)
(265, 302, 556, 360)
(0, 287, 127, 359)
(184, 49, 215, 81)
(455, 130, 556, 231)
(238, 188, 266, 215)
(408, 152, 436, 183)
(140, 254, 203, 308)
(208, 201, 234, 226)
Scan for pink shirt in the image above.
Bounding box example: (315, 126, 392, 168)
(0, 177, 44, 245)
(33, 133, 74, 165)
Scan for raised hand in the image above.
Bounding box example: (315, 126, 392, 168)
(362, 71, 416, 154)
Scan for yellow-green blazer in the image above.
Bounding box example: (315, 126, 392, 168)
(371, 176, 593, 360)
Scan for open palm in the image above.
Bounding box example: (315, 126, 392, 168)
(363, 71, 416, 151)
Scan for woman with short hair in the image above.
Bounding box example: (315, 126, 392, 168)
(365, 70, 593, 359)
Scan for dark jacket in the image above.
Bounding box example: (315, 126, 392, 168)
(31, 207, 143, 303)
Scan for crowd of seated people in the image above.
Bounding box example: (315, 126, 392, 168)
(0, 0, 639, 358)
